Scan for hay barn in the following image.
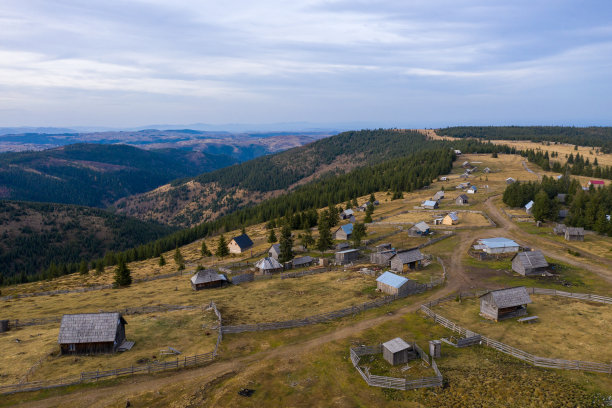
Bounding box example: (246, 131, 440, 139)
(335, 248, 359, 265)
(565, 227, 584, 241)
(474, 237, 519, 254)
(479, 287, 532, 321)
(389, 248, 424, 272)
(456, 194, 469, 205)
(228, 234, 254, 254)
(408, 221, 430, 237)
(255, 257, 283, 274)
(58, 313, 128, 354)
(511, 251, 549, 276)
(376, 271, 418, 295)
(190, 269, 227, 290)
(442, 212, 459, 225)
(334, 223, 353, 240)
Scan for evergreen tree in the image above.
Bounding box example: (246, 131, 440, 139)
(327, 204, 340, 227)
(351, 222, 367, 247)
(158, 253, 166, 266)
(491, 152, 498, 158)
(79, 260, 89, 275)
(113, 259, 132, 287)
(174, 246, 184, 265)
(532, 190, 552, 221)
(241, 226, 246, 235)
(268, 229, 277, 243)
(279, 224, 294, 263)
(300, 229, 314, 249)
(316, 213, 333, 252)
(215, 235, 229, 258)
(369, 193, 376, 203)
(95, 259, 105, 275)
(352, 198, 358, 207)
(201, 241, 212, 257)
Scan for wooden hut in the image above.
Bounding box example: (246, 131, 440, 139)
(511, 251, 549, 276)
(553, 223, 567, 235)
(335, 249, 360, 265)
(340, 209, 354, 220)
(382, 337, 415, 365)
(376, 271, 418, 295)
(565, 227, 584, 241)
(422, 200, 439, 210)
(370, 250, 395, 266)
(442, 212, 459, 225)
(58, 313, 129, 354)
(268, 244, 281, 259)
(292, 256, 314, 268)
(474, 238, 519, 254)
(376, 243, 392, 252)
(479, 287, 532, 321)
(432, 191, 445, 201)
(190, 269, 227, 290)
(255, 257, 283, 274)
(455, 194, 469, 205)
(333, 223, 353, 240)
(228, 234, 254, 254)
(389, 249, 424, 272)
(408, 221, 430, 237)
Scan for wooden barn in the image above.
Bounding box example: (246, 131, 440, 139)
(370, 250, 395, 266)
(479, 287, 532, 321)
(442, 212, 459, 225)
(333, 223, 353, 240)
(292, 256, 314, 268)
(432, 191, 445, 201)
(565, 227, 584, 241)
(58, 313, 129, 354)
(525, 200, 534, 215)
(474, 238, 519, 254)
(376, 271, 419, 295)
(190, 269, 228, 290)
(455, 194, 469, 205)
(228, 233, 254, 254)
(553, 223, 567, 235)
(382, 337, 416, 365)
(408, 221, 430, 237)
(422, 200, 439, 210)
(389, 249, 424, 272)
(255, 257, 283, 274)
(511, 251, 549, 276)
(335, 249, 360, 265)
(268, 243, 281, 259)
(340, 209, 354, 220)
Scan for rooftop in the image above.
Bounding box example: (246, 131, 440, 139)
(392, 248, 424, 264)
(376, 271, 409, 289)
(482, 286, 532, 308)
(478, 237, 519, 249)
(423, 200, 438, 207)
(191, 269, 227, 285)
(513, 251, 549, 269)
(339, 223, 354, 234)
(411, 221, 429, 232)
(382, 337, 412, 353)
(255, 257, 283, 270)
(231, 233, 254, 250)
(58, 313, 126, 344)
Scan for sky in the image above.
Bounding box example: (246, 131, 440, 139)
(1, 0, 612, 128)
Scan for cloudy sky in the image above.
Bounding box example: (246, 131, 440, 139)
(1, 0, 611, 128)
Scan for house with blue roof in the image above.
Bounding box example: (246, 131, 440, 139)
(422, 200, 439, 210)
(474, 237, 520, 254)
(376, 271, 419, 295)
(228, 233, 254, 254)
(525, 200, 534, 214)
(334, 223, 354, 240)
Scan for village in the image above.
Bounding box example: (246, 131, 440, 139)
(1, 150, 611, 407)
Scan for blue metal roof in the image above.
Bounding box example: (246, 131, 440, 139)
(376, 271, 409, 289)
(341, 223, 354, 234)
(525, 200, 534, 210)
(479, 237, 519, 249)
(423, 200, 437, 207)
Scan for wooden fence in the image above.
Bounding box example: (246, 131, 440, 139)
(420, 288, 612, 374)
(280, 267, 329, 280)
(349, 345, 443, 390)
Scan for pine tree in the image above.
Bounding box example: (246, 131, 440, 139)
(300, 229, 314, 249)
(78, 260, 89, 275)
(158, 253, 166, 266)
(113, 259, 132, 287)
(268, 229, 277, 243)
(351, 223, 367, 247)
(174, 247, 184, 265)
(532, 190, 552, 221)
(279, 224, 294, 263)
(201, 241, 211, 257)
(215, 235, 229, 258)
(316, 214, 332, 252)
(327, 204, 339, 227)
(369, 193, 376, 203)
(95, 259, 104, 275)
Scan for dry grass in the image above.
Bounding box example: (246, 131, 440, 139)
(434, 294, 612, 361)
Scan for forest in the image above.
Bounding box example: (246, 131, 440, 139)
(521, 148, 612, 180)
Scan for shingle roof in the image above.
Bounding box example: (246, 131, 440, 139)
(376, 271, 409, 289)
(392, 248, 424, 264)
(292, 256, 313, 266)
(411, 221, 429, 232)
(231, 234, 253, 250)
(382, 337, 412, 353)
(255, 257, 283, 270)
(343, 209, 354, 216)
(191, 269, 227, 285)
(433, 191, 445, 200)
(513, 251, 549, 269)
(482, 287, 532, 308)
(58, 313, 125, 344)
(478, 237, 519, 249)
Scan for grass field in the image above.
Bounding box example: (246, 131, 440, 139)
(433, 294, 612, 361)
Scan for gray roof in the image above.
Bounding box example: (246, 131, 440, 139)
(382, 337, 412, 353)
(191, 269, 227, 285)
(269, 244, 281, 255)
(255, 257, 283, 270)
(392, 248, 424, 264)
(482, 287, 532, 308)
(292, 256, 313, 266)
(433, 191, 445, 200)
(554, 223, 567, 233)
(513, 251, 549, 269)
(566, 227, 584, 236)
(411, 221, 429, 232)
(456, 194, 469, 201)
(58, 313, 125, 344)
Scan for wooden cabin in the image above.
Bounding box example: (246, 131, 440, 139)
(511, 251, 549, 276)
(389, 249, 424, 272)
(479, 287, 532, 321)
(268, 244, 281, 259)
(190, 269, 227, 290)
(553, 223, 567, 235)
(382, 337, 416, 365)
(340, 209, 354, 220)
(335, 249, 360, 265)
(333, 223, 353, 240)
(455, 194, 469, 205)
(370, 250, 395, 266)
(292, 256, 314, 268)
(255, 257, 283, 274)
(474, 238, 519, 254)
(565, 227, 584, 241)
(422, 200, 439, 210)
(442, 212, 459, 225)
(408, 221, 430, 237)
(376, 271, 418, 295)
(228, 234, 254, 254)
(58, 313, 128, 354)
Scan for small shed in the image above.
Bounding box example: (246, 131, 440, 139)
(335, 249, 360, 264)
(422, 200, 439, 210)
(556, 193, 567, 204)
(390, 249, 424, 272)
(292, 256, 314, 268)
(475, 238, 520, 254)
(467, 186, 478, 194)
(553, 223, 567, 235)
(382, 337, 415, 365)
(408, 221, 430, 237)
(433, 191, 445, 201)
(483, 167, 491, 173)
(334, 223, 353, 240)
(456, 194, 469, 205)
(191, 269, 228, 290)
(376, 243, 392, 252)
(228, 234, 254, 254)
(58, 313, 127, 354)
(525, 200, 534, 214)
(376, 271, 419, 295)
(442, 212, 459, 225)
(340, 209, 354, 220)
(479, 287, 532, 321)
(511, 251, 549, 276)
(370, 249, 396, 266)
(462, 161, 471, 168)
(255, 257, 284, 274)
(268, 244, 281, 259)
(506, 177, 516, 184)
(565, 227, 584, 241)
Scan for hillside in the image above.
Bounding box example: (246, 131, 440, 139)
(0, 144, 236, 207)
(0, 201, 176, 284)
(114, 129, 437, 227)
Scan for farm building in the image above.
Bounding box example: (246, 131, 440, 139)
(474, 238, 520, 254)
(459, 173, 469, 179)
(588, 180, 605, 188)
(442, 212, 459, 225)
(376, 243, 392, 252)
(228, 233, 254, 254)
(376, 271, 419, 295)
(408, 221, 430, 237)
(511, 251, 549, 276)
(565, 227, 584, 241)
(58, 313, 129, 355)
(439, 176, 448, 181)
(525, 200, 534, 214)
(422, 200, 439, 210)
(467, 186, 478, 194)
(357, 202, 371, 212)
(553, 224, 567, 235)
(370, 249, 396, 266)
(268, 244, 281, 259)
(479, 287, 532, 321)
(390, 248, 424, 272)
(558, 209, 569, 219)
(382, 337, 416, 365)
(462, 161, 471, 168)
(506, 177, 516, 184)
(336, 242, 350, 251)
(190, 269, 228, 290)
(334, 223, 353, 240)
(556, 193, 567, 203)
(456, 194, 469, 205)
(340, 209, 354, 220)
(335, 249, 360, 265)
(454, 149, 462, 155)
(292, 256, 314, 268)
(255, 257, 284, 274)
(433, 191, 445, 201)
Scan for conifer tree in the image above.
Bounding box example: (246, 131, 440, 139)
(351, 222, 367, 247)
(215, 235, 229, 258)
(113, 259, 132, 287)
(316, 212, 333, 252)
(79, 260, 89, 275)
(268, 229, 277, 243)
(369, 193, 376, 203)
(95, 259, 104, 275)
(201, 241, 212, 257)
(279, 224, 294, 263)
(158, 253, 166, 266)
(300, 229, 314, 249)
(174, 246, 184, 265)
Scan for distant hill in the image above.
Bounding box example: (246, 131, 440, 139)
(0, 144, 236, 207)
(114, 129, 434, 227)
(0, 201, 176, 284)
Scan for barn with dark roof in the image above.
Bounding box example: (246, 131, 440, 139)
(511, 251, 549, 276)
(479, 287, 532, 321)
(58, 313, 128, 354)
(389, 249, 424, 272)
(190, 269, 228, 290)
(228, 233, 254, 254)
